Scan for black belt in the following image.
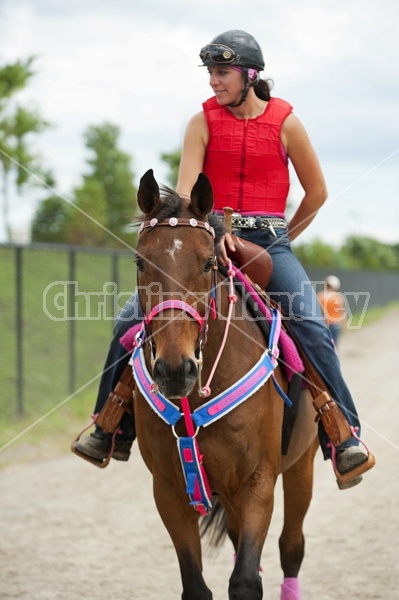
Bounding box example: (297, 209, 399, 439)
(231, 215, 287, 235)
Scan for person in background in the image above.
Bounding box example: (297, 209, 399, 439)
(317, 275, 346, 348)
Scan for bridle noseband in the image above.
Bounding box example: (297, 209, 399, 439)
(145, 300, 207, 332)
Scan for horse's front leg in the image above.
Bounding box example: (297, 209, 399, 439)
(153, 471, 213, 600)
(279, 437, 319, 599)
(228, 466, 277, 600)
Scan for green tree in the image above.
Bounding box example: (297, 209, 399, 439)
(0, 57, 51, 241)
(67, 179, 108, 246)
(31, 122, 137, 247)
(341, 236, 399, 271)
(83, 123, 137, 246)
(293, 238, 341, 268)
(0, 58, 35, 100)
(31, 194, 71, 244)
(161, 148, 181, 188)
(293, 235, 399, 272)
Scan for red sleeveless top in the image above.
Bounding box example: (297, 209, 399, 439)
(202, 96, 293, 214)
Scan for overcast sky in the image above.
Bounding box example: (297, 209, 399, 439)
(0, 0, 398, 245)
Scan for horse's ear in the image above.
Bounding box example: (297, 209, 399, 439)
(189, 173, 214, 217)
(137, 169, 160, 215)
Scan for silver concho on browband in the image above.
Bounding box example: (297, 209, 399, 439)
(138, 217, 215, 239)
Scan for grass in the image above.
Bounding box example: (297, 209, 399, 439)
(0, 244, 135, 467)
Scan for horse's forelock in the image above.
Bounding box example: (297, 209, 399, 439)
(154, 186, 184, 222)
(133, 185, 183, 224)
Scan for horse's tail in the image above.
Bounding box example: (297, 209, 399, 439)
(199, 499, 228, 548)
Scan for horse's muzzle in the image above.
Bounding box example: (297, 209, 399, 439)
(152, 357, 198, 399)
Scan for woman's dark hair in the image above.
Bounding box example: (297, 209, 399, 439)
(254, 77, 274, 101)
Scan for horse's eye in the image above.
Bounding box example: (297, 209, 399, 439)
(203, 257, 216, 273)
(135, 257, 145, 272)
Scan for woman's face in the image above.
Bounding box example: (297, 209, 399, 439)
(207, 66, 243, 106)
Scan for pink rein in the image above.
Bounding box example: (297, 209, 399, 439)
(144, 261, 237, 398)
(199, 261, 237, 397)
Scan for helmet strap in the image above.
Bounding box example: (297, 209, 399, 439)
(227, 68, 260, 107)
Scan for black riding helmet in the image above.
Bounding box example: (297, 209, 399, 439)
(200, 30, 265, 71)
(199, 30, 265, 106)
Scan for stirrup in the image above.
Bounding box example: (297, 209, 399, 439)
(71, 441, 111, 468)
(70, 415, 118, 469)
(329, 427, 376, 487)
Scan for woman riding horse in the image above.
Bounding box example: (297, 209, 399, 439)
(74, 30, 374, 600)
(72, 30, 372, 489)
(73, 30, 374, 488)
(176, 29, 375, 486)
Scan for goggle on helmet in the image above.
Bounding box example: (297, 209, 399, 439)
(199, 29, 265, 71)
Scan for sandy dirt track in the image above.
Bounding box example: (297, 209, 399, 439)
(1, 309, 399, 599)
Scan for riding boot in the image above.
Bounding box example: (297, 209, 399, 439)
(71, 364, 135, 468)
(295, 346, 375, 489)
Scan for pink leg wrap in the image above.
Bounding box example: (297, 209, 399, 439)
(281, 577, 301, 600)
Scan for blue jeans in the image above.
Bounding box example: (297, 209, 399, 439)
(329, 323, 342, 348)
(235, 226, 360, 457)
(94, 293, 142, 441)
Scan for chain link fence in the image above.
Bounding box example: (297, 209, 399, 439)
(1, 243, 398, 423)
(1, 243, 135, 423)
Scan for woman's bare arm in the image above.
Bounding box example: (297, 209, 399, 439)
(281, 113, 328, 241)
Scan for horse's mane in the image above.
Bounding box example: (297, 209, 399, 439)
(134, 185, 226, 245)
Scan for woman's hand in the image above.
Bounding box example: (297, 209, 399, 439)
(217, 232, 236, 266)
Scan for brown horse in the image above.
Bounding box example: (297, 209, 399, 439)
(132, 169, 318, 600)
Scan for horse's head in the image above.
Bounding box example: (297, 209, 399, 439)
(135, 170, 223, 399)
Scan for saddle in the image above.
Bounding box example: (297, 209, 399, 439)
(226, 234, 273, 290)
